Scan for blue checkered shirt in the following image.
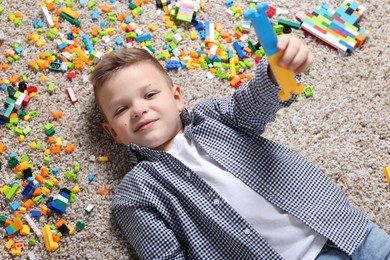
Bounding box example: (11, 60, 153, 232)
(111, 59, 368, 259)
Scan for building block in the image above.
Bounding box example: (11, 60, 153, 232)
(42, 225, 59, 252)
(67, 87, 78, 104)
(384, 167, 390, 184)
(244, 3, 303, 101)
(24, 214, 41, 236)
(4, 183, 20, 200)
(304, 85, 314, 97)
(298, 0, 369, 53)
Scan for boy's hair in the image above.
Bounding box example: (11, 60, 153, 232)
(90, 47, 173, 110)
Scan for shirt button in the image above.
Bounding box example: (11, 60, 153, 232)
(185, 171, 191, 177)
(213, 198, 220, 205)
(243, 228, 250, 235)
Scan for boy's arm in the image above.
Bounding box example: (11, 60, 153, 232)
(212, 58, 295, 135)
(112, 204, 185, 259)
(200, 35, 312, 136)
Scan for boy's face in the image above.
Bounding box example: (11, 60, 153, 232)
(98, 62, 184, 151)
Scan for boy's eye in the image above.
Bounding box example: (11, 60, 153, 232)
(115, 107, 127, 116)
(146, 92, 157, 99)
(145, 91, 159, 99)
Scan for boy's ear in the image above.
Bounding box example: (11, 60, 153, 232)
(102, 122, 121, 144)
(172, 85, 184, 112)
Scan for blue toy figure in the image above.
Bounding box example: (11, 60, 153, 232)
(244, 3, 303, 101)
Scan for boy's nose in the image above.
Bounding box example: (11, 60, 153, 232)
(131, 103, 149, 118)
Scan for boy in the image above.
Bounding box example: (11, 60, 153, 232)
(90, 35, 390, 259)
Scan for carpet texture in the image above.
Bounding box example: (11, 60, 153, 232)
(0, 0, 389, 259)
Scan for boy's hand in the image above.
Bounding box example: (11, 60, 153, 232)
(276, 35, 314, 75)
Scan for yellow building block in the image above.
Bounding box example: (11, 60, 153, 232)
(74, 48, 93, 66)
(67, 224, 75, 235)
(42, 225, 58, 252)
(165, 20, 174, 28)
(190, 30, 198, 40)
(62, 7, 79, 19)
(41, 187, 51, 196)
(20, 224, 31, 235)
(149, 24, 157, 31)
(4, 239, 14, 250)
(384, 167, 390, 184)
(11, 247, 22, 256)
(267, 51, 303, 101)
(72, 185, 80, 193)
(36, 38, 46, 47)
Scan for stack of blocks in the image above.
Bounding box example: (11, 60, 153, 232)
(298, 0, 369, 53)
(171, 0, 200, 23)
(47, 188, 71, 215)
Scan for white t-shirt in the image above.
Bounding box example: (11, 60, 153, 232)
(168, 134, 327, 260)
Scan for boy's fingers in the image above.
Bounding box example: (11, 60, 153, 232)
(288, 47, 313, 73)
(276, 34, 290, 51)
(278, 38, 300, 67)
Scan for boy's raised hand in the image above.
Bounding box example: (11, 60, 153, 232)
(276, 35, 314, 75)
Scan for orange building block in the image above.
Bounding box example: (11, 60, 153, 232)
(0, 143, 6, 154)
(51, 146, 61, 154)
(101, 5, 110, 12)
(23, 199, 34, 208)
(65, 144, 75, 154)
(52, 111, 63, 119)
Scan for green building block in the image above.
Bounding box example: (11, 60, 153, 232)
(28, 238, 37, 246)
(4, 183, 20, 200)
(304, 86, 314, 98)
(75, 221, 85, 231)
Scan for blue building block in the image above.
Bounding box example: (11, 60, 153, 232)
(31, 209, 42, 218)
(58, 42, 68, 51)
(82, 35, 94, 52)
(179, 60, 186, 68)
(5, 224, 18, 235)
(166, 60, 180, 71)
(124, 17, 133, 24)
(115, 37, 123, 46)
(10, 201, 20, 211)
(164, 45, 173, 52)
(32, 20, 45, 28)
(135, 33, 152, 42)
(225, 0, 233, 7)
(22, 184, 35, 198)
(227, 49, 234, 59)
(233, 41, 246, 59)
(195, 22, 204, 31)
(88, 173, 95, 181)
(92, 10, 99, 21)
(79, 0, 85, 6)
(47, 200, 66, 214)
(198, 31, 205, 40)
(14, 46, 24, 54)
(60, 191, 71, 200)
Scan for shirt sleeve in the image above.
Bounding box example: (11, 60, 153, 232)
(111, 203, 185, 259)
(213, 58, 296, 135)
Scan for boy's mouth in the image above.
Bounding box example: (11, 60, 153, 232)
(135, 119, 157, 132)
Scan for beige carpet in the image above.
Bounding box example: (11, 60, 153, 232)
(0, 0, 389, 259)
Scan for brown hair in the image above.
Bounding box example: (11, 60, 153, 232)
(90, 47, 173, 107)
